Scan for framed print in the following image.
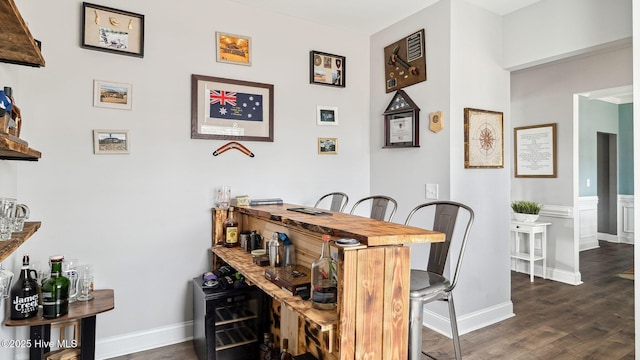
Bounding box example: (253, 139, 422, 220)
(93, 80, 132, 110)
(81, 2, 144, 58)
(316, 106, 338, 126)
(191, 74, 274, 142)
(318, 137, 337, 154)
(93, 129, 129, 154)
(514, 123, 557, 177)
(464, 108, 504, 168)
(310, 51, 345, 87)
(216, 32, 251, 66)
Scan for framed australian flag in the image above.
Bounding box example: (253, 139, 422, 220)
(191, 75, 274, 142)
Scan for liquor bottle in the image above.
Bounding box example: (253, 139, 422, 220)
(280, 338, 294, 360)
(311, 234, 337, 310)
(223, 207, 239, 247)
(9, 254, 39, 320)
(41, 255, 71, 319)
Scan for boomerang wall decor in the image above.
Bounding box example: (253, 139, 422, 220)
(383, 29, 426, 93)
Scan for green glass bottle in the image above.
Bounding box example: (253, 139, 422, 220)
(41, 255, 70, 318)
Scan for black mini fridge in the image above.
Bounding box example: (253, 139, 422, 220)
(192, 277, 262, 360)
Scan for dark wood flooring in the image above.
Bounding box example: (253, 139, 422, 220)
(108, 241, 634, 360)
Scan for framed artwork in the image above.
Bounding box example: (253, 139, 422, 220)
(81, 2, 145, 58)
(93, 129, 129, 154)
(383, 29, 426, 93)
(310, 51, 345, 87)
(93, 80, 132, 110)
(383, 90, 420, 148)
(316, 106, 338, 126)
(191, 74, 274, 142)
(514, 123, 557, 177)
(464, 108, 504, 168)
(318, 137, 337, 154)
(216, 32, 251, 66)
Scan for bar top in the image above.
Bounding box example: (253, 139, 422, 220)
(237, 203, 444, 246)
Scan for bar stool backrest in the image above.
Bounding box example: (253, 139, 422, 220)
(314, 192, 349, 212)
(350, 195, 398, 222)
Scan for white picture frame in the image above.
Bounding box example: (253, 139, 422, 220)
(93, 80, 132, 110)
(316, 105, 338, 126)
(93, 129, 130, 154)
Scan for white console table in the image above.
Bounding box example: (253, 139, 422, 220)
(510, 220, 551, 282)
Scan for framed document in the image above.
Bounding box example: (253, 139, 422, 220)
(383, 90, 420, 148)
(514, 123, 557, 177)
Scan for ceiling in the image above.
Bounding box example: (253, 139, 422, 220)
(227, 0, 542, 35)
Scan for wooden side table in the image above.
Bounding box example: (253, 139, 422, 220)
(5, 289, 114, 360)
(510, 221, 551, 282)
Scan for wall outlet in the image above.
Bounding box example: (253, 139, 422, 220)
(425, 184, 439, 199)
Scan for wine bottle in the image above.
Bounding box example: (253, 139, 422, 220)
(223, 207, 239, 247)
(42, 255, 71, 318)
(9, 254, 39, 320)
(311, 234, 337, 310)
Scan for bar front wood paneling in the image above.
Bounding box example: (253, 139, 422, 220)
(212, 204, 444, 360)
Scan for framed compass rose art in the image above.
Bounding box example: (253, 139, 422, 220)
(464, 108, 503, 168)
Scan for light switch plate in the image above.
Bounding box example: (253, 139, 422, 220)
(425, 184, 438, 199)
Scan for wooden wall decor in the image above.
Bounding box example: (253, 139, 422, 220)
(383, 29, 426, 93)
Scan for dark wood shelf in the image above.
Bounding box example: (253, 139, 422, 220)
(0, 0, 45, 67)
(0, 221, 41, 263)
(0, 134, 41, 161)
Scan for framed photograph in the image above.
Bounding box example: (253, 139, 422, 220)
(310, 51, 345, 87)
(318, 137, 337, 154)
(216, 32, 251, 66)
(316, 106, 338, 126)
(81, 2, 145, 58)
(93, 129, 129, 154)
(464, 108, 504, 168)
(93, 80, 132, 110)
(191, 74, 274, 142)
(514, 123, 557, 177)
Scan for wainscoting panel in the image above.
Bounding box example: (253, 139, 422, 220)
(618, 195, 634, 244)
(578, 197, 599, 251)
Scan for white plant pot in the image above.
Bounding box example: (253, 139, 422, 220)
(514, 213, 539, 222)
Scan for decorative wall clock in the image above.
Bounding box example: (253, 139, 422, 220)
(464, 108, 504, 168)
(383, 29, 426, 93)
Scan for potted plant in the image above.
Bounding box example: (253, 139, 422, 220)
(511, 200, 542, 222)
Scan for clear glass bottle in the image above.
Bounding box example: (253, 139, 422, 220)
(311, 234, 337, 310)
(223, 207, 239, 247)
(280, 338, 294, 360)
(9, 254, 39, 319)
(41, 255, 71, 319)
(268, 232, 282, 267)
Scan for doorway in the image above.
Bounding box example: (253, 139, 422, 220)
(597, 132, 618, 240)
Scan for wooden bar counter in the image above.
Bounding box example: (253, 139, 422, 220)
(212, 204, 444, 360)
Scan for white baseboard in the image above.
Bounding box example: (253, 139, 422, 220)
(96, 321, 193, 359)
(510, 262, 582, 286)
(422, 301, 514, 337)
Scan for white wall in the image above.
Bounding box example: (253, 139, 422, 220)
(510, 46, 632, 284)
(1, 0, 371, 358)
(370, 0, 513, 336)
(503, 0, 632, 71)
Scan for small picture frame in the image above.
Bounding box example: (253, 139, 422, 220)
(316, 106, 338, 126)
(310, 51, 345, 87)
(464, 108, 504, 168)
(216, 32, 251, 66)
(93, 80, 132, 110)
(81, 2, 145, 58)
(318, 137, 337, 154)
(93, 129, 130, 154)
